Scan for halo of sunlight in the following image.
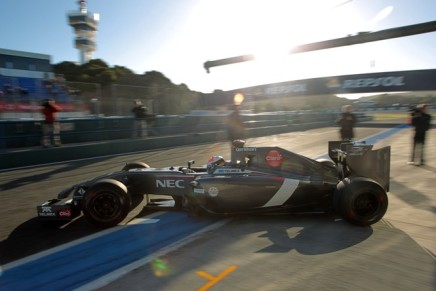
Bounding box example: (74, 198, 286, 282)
(234, 93, 245, 105)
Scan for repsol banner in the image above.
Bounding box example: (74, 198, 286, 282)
(231, 69, 436, 98)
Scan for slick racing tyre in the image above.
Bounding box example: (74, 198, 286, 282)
(334, 177, 388, 226)
(122, 162, 150, 171)
(83, 179, 131, 228)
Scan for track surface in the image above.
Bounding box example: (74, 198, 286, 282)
(0, 127, 435, 290)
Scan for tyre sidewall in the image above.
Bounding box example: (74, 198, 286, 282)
(335, 177, 388, 226)
(122, 162, 150, 171)
(83, 179, 131, 228)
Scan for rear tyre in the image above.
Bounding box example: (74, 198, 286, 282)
(334, 178, 388, 226)
(83, 179, 131, 228)
(122, 162, 150, 171)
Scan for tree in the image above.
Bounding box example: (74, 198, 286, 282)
(53, 60, 200, 115)
(53, 61, 80, 81)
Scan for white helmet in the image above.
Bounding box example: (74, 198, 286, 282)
(207, 156, 225, 169)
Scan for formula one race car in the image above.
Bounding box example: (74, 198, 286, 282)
(37, 140, 390, 228)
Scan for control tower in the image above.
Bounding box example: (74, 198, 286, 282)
(67, 0, 99, 64)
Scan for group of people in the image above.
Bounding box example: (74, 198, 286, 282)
(39, 98, 151, 148)
(336, 103, 432, 166)
(228, 103, 360, 146)
(225, 102, 433, 167)
(40, 98, 431, 167)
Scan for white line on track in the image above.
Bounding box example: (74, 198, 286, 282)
(1, 212, 164, 272)
(74, 218, 231, 291)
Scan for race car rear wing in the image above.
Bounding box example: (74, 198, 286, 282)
(328, 141, 391, 191)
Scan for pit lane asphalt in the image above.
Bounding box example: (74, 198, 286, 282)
(0, 126, 435, 290)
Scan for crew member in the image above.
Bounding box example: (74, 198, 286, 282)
(41, 98, 62, 147)
(409, 104, 432, 165)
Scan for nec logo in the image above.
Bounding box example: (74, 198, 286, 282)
(156, 179, 184, 188)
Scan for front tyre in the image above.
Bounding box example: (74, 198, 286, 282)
(334, 178, 388, 226)
(122, 162, 150, 171)
(83, 179, 131, 228)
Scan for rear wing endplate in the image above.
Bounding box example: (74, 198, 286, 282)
(329, 141, 391, 191)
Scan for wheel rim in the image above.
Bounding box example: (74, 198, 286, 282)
(353, 192, 380, 218)
(90, 192, 123, 221)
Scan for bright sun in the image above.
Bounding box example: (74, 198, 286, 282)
(228, 1, 338, 83)
(192, 0, 379, 90)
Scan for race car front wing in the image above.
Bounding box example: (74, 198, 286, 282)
(37, 199, 78, 220)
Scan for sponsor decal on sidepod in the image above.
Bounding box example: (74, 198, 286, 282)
(265, 150, 283, 167)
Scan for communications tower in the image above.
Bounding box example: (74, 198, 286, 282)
(67, 0, 99, 64)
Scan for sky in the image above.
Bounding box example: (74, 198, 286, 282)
(1, 0, 436, 94)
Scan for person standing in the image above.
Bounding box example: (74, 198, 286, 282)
(409, 104, 432, 165)
(132, 100, 148, 138)
(336, 105, 357, 141)
(41, 98, 62, 147)
(227, 104, 245, 148)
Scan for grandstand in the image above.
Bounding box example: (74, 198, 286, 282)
(0, 48, 87, 119)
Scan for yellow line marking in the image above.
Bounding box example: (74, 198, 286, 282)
(196, 265, 237, 291)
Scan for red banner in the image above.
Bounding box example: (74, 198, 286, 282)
(0, 102, 81, 112)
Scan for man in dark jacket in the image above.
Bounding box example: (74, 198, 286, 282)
(132, 100, 147, 137)
(409, 104, 432, 165)
(227, 104, 245, 148)
(336, 105, 357, 141)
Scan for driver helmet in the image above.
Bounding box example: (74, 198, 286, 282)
(207, 155, 225, 169)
